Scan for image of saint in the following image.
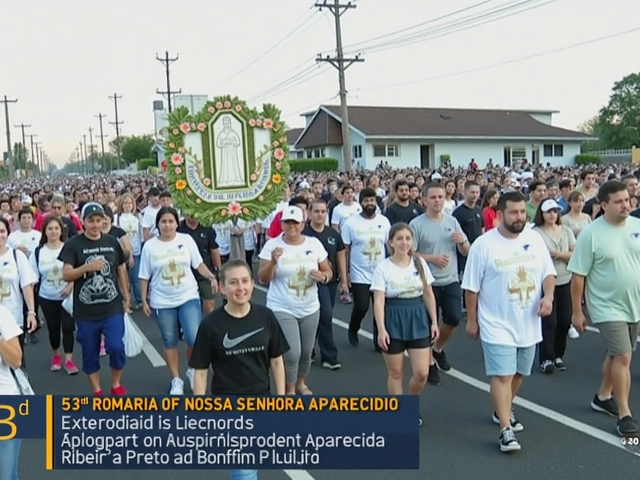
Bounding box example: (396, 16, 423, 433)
(216, 116, 245, 187)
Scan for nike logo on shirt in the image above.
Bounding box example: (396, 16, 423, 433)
(222, 328, 265, 349)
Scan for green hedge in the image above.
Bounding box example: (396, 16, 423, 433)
(575, 154, 602, 165)
(289, 158, 339, 172)
(137, 158, 156, 171)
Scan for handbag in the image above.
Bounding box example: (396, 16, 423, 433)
(10, 367, 35, 395)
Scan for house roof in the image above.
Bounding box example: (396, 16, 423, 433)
(285, 128, 304, 148)
(295, 105, 594, 148)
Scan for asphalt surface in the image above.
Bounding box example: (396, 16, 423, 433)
(19, 279, 640, 480)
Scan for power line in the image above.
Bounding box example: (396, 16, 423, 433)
(354, 26, 640, 92)
(215, 9, 322, 88)
(109, 93, 124, 169)
(1, 95, 18, 180)
(246, 64, 330, 102)
(315, 0, 363, 173)
(156, 51, 181, 113)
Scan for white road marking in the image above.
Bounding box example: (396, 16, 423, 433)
(129, 316, 166, 367)
(254, 285, 632, 455)
(284, 470, 317, 480)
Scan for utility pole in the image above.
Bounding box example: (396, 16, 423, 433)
(27, 134, 37, 176)
(13, 122, 31, 177)
(315, 0, 363, 173)
(109, 93, 124, 170)
(1, 96, 18, 180)
(79, 141, 85, 175)
(34, 142, 42, 175)
(96, 113, 108, 172)
(88, 127, 95, 174)
(155, 51, 181, 113)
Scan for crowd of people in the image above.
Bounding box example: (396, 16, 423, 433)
(0, 159, 639, 479)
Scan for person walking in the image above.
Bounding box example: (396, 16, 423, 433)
(568, 180, 640, 436)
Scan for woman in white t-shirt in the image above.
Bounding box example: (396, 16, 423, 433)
(139, 207, 218, 396)
(0, 303, 23, 480)
(0, 218, 39, 345)
(258, 205, 332, 395)
(371, 223, 439, 427)
(443, 180, 458, 216)
(114, 193, 143, 306)
(29, 216, 78, 375)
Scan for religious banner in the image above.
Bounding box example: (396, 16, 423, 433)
(164, 95, 290, 231)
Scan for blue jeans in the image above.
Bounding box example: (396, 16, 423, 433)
(128, 255, 141, 303)
(154, 298, 202, 348)
(0, 438, 21, 480)
(230, 470, 258, 480)
(76, 313, 126, 374)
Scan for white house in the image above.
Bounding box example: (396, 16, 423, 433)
(289, 105, 596, 170)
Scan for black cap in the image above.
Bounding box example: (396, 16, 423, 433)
(81, 202, 105, 220)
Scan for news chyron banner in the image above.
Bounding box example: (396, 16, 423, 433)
(0, 395, 419, 470)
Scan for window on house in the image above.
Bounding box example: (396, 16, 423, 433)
(543, 144, 553, 157)
(387, 144, 399, 157)
(553, 144, 564, 157)
(306, 150, 312, 159)
(353, 145, 362, 159)
(373, 145, 386, 157)
(313, 148, 325, 158)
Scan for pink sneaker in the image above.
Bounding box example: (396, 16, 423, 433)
(94, 390, 103, 396)
(50, 354, 62, 372)
(64, 360, 79, 375)
(99, 341, 106, 357)
(111, 385, 126, 396)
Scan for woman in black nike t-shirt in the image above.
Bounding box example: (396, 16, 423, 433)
(189, 258, 289, 480)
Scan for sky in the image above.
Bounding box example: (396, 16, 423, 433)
(1, 0, 638, 167)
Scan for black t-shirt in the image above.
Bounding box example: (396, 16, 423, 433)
(58, 233, 127, 321)
(302, 224, 345, 284)
(177, 220, 219, 281)
(189, 304, 290, 395)
(61, 216, 78, 239)
(631, 208, 640, 219)
(452, 203, 484, 244)
(108, 226, 126, 240)
(583, 197, 603, 219)
(384, 201, 423, 225)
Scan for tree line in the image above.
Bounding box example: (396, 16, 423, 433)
(63, 135, 155, 173)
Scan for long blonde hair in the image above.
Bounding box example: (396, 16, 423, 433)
(115, 193, 137, 215)
(388, 222, 430, 290)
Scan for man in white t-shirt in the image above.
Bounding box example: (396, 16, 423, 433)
(462, 190, 556, 453)
(331, 185, 362, 233)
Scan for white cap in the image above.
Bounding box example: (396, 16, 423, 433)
(281, 206, 304, 223)
(431, 172, 442, 180)
(541, 199, 562, 213)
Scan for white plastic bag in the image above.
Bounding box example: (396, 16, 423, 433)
(123, 312, 143, 358)
(62, 295, 73, 316)
(11, 368, 35, 395)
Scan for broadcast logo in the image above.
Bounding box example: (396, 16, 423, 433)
(0, 400, 30, 441)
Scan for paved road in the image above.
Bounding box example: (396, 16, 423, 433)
(20, 283, 640, 479)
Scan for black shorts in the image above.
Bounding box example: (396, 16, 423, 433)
(386, 337, 431, 355)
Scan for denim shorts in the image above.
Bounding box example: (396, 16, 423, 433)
(153, 298, 202, 349)
(481, 342, 536, 377)
(0, 438, 21, 480)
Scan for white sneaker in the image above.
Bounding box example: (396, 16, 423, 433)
(170, 377, 184, 395)
(568, 326, 580, 339)
(186, 368, 195, 392)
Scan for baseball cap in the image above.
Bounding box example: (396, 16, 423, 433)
(281, 206, 304, 223)
(540, 199, 562, 213)
(81, 202, 105, 220)
(431, 172, 443, 180)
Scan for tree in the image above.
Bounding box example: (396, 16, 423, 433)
(109, 135, 154, 166)
(595, 72, 640, 149)
(12, 142, 38, 174)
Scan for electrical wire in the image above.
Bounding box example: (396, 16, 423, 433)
(213, 7, 321, 88)
(352, 26, 640, 92)
(246, 64, 332, 103)
(346, 0, 557, 55)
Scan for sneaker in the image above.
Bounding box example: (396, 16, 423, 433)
(499, 427, 521, 452)
(617, 416, 640, 436)
(554, 358, 567, 371)
(64, 360, 79, 375)
(111, 385, 126, 396)
(347, 330, 359, 347)
(186, 369, 195, 392)
(427, 364, 440, 386)
(340, 292, 352, 304)
(568, 326, 580, 339)
(591, 394, 619, 417)
(170, 378, 184, 395)
(492, 411, 524, 432)
(50, 354, 62, 372)
(322, 360, 341, 370)
(432, 349, 451, 372)
(28, 333, 39, 344)
(540, 360, 554, 374)
(99, 341, 107, 357)
(418, 414, 423, 427)
(94, 390, 103, 396)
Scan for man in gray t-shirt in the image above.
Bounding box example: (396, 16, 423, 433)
(410, 183, 470, 386)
